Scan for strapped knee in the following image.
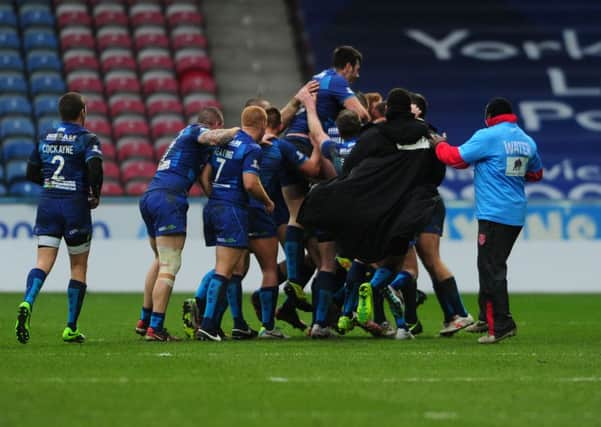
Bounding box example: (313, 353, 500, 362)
(157, 246, 182, 287)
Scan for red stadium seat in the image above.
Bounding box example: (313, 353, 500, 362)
(184, 94, 221, 118)
(129, 4, 165, 27)
(138, 49, 174, 74)
(67, 71, 103, 94)
(117, 137, 155, 162)
(142, 71, 178, 97)
(60, 28, 95, 50)
(125, 179, 149, 196)
(63, 49, 99, 73)
(109, 94, 145, 117)
(180, 72, 217, 96)
(57, 4, 92, 27)
(102, 178, 125, 196)
(103, 160, 120, 180)
(121, 160, 156, 182)
(154, 136, 173, 159)
(101, 49, 136, 73)
(97, 26, 132, 51)
(93, 4, 128, 28)
(99, 139, 116, 160)
(134, 26, 169, 50)
(146, 94, 183, 118)
(85, 95, 108, 116)
(85, 115, 111, 138)
(151, 114, 185, 139)
(166, 4, 203, 27)
(174, 49, 212, 75)
(105, 71, 141, 96)
(171, 31, 207, 50)
(113, 115, 150, 140)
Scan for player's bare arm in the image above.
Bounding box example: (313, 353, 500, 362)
(280, 80, 320, 128)
(199, 163, 213, 196)
(243, 172, 274, 214)
(198, 127, 240, 146)
(343, 96, 370, 123)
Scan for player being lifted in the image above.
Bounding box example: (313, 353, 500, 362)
(281, 46, 369, 314)
(16, 92, 103, 344)
(136, 107, 239, 341)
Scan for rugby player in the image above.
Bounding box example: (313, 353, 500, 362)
(281, 46, 370, 314)
(16, 92, 103, 344)
(137, 107, 239, 341)
(196, 106, 274, 341)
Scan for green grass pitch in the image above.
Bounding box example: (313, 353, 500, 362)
(0, 292, 600, 427)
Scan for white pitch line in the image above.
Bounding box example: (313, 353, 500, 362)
(424, 411, 458, 420)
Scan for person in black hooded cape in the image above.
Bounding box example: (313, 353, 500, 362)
(297, 88, 443, 338)
(297, 88, 443, 264)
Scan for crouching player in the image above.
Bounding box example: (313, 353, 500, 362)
(16, 92, 103, 344)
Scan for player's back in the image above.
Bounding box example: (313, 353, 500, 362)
(321, 137, 357, 175)
(286, 68, 355, 136)
(148, 124, 209, 195)
(33, 122, 102, 197)
(209, 129, 261, 206)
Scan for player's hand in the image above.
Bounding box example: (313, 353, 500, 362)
(264, 199, 275, 215)
(88, 196, 99, 209)
(295, 81, 318, 106)
(429, 132, 447, 148)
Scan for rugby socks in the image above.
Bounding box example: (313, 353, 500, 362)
(401, 276, 418, 325)
(383, 287, 408, 329)
(226, 275, 247, 330)
(24, 268, 46, 308)
(140, 307, 152, 325)
(67, 279, 87, 331)
(389, 271, 413, 291)
(201, 273, 228, 332)
(373, 290, 386, 324)
(284, 225, 304, 285)
(443, 276, 469, 317)
(314, 271, 336, 327)
(370, 267, 394, 290)
(259, 286, 278, 330)
(195, 269, 215, 315)
(342, 261, 367, 316)
(433, 279, 455, 322)
(149, 312, 165, 332)
(277, 262, 287, 284)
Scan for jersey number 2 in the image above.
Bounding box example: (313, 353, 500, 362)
(51, 155, 65, 180)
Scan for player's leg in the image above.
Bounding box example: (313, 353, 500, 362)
(145, 233, 185, 341)
(63, 246, 90, 343)
(417, 232, 473, 336)
(310, 238, 338, 338)
(250, 236, 286, 338)
(281, 183, 310, 304)
(16, 197, 61, 343)
(197, 201, 248, 341)
(16, 244, 59, 344)
(398, 247, 420, 332)
(337, 259, 367, 333)
(137, 238, 158, 336)
(227, 251, 257, 339)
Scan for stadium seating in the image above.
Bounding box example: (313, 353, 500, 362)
(0, 0, 218, 197)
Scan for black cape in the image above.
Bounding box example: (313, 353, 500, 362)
(298, 113, 443, 263)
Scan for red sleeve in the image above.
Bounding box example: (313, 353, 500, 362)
(526, 169, 543, 182)
(435, 142, 469, 169)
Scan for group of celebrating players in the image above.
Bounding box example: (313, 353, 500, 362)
(15, 44, 543, 345)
